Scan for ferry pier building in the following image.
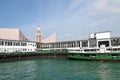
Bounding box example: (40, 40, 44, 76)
(37, 31, 120, 53)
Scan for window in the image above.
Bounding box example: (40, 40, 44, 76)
(21, 42, 26, 46)
(5, 41, 8, 46)
(8, 41, 12, 46)
(0, 41, 4, 45)
(16, 42, 20, 46)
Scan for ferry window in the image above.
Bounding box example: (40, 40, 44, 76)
(16, 42, 20, 46)
(13, 42, 15, 46)
(8, 41, 12, 46)
(5, 41, 8, 46)
(98, 41, 109, 47)
(23, 49, 26, 51)
(111, 38, 120, 46)
(22, 42, 26, 46)
(107, 48, 111, 50)
(113, 48, 117, 51)
(1, 41, 4, 45)
(8, 42, 10, 46)
(0, 41, 1, 45)
(118, 48, 120, 50)
(21, 43, 23, 46)
(32, 44, 34, 46)
(82, 41, 88, 47)
(0, 41, 3, 45)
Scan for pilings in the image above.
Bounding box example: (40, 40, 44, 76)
(0, 52, 69, 62)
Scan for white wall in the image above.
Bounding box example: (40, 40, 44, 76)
(27, 42, 36, 52)
(90, 34, 95, 38)
(0, 41, 36, 53)
(96, 32, 110, 39)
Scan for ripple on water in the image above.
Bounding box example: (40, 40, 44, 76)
(0, 59, 119, 80)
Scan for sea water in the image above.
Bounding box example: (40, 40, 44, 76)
(0, 59, 119, 80)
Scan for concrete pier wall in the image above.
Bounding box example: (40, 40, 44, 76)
(0, 53, 69, 62)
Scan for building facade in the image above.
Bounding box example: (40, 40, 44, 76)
(0, 28, 28, 40)
(37, 31, 120, 53)
(0, 28, 37, 53)
(0, 39, 36, 53)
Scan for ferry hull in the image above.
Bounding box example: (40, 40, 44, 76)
(68, 52, 120, 62)
(68, 56, 120, 62)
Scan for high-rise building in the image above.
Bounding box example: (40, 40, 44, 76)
(35, 27, 41, 42)
(0, 28, 28, 40)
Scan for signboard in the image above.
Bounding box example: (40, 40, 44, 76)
(95, 32, 111, 39)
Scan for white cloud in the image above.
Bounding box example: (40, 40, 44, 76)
(92, 0, 120, 16)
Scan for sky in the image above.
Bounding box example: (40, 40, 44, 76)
(0, 0, 120, 41)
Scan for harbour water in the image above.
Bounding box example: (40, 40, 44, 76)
(0, 59, 119, 80)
